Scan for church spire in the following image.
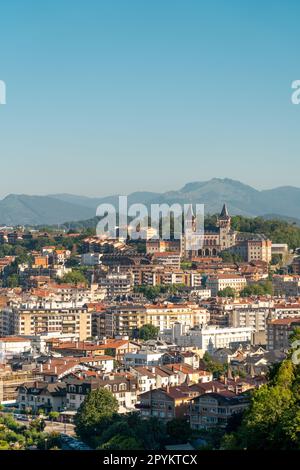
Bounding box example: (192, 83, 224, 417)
(220, 203, 229, 219)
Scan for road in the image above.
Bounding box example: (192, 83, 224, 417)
(44, 420, 75, 436)
(1, 413, 75, 436)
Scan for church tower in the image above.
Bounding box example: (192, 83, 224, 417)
(217, 203, 232, 249)
(183, 204, 198, 258)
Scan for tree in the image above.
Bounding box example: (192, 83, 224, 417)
(220, 252, 243, 263)
(99, 435, 143, 450)
(221, 358, 300, 450)
(166, 418, 192, 443)
(134, 285, 162, 301)
(289, 326, 300, 345)
(271, 254, 282, 265)
(240, 281, 273, 297)
(59, 270, 87, 286)
(202, 352, 227, 379)
(48, 411, 59, 422)
(75, 388, 118, 441)
(6, 274, 20, 288)
(217, 287, 236, 298)
(138, 324, 159, 341)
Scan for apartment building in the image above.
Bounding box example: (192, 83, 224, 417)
(97, 271, 133, 298)
(206, 275, 247, 296)
(170, 325, 254, 352)
(95, 304, 146, 338)
(130, 265, 202, 288)
(130, 366, 180, 394)
(82, 238, 126, 254)
(96, 302, 208, 337)
(246, 239, 272, 263)
(1, 302, 92, 340)
(189, 392, 250, 430)
(228, 309, 269, 345)
(151, 252, 181, 269)
(144, 303, 209, 332)
(138, 385, 199, 422)
(124, 350, 163, 367)
(146, 240, 181, 255)
(17, 381, 67, 412)
(273, 275, 300, 297)
(270, 303, 300, 320)
(65, 375, 138, 413)
(267, 318, 300, 350)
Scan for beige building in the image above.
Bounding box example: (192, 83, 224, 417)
(1, 303, 91, 341)
(0, 365, 41, 404)
(246, 239, 272, 263)
(206, 274, 247, 296)
(228, 309, 268, 345)
(96, 302, 209, 337)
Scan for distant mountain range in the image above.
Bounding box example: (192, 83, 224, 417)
(1, 178, 300, 226)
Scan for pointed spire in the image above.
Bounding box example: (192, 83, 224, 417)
(220, 203, 229, 218)
(186, 204, 194, 218)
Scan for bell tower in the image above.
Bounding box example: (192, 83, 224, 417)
(217, 204, 232, 249)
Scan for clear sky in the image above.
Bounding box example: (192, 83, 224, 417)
(0, 0, 300, 198)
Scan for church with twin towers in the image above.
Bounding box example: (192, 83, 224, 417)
(146, 204, 272, 263)
(183, 203, 271, 263)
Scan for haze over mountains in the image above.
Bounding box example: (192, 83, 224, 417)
(1, 178, 300, 226)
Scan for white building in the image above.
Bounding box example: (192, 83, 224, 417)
(0, 336, 32, 358)
(124, 349, 163, 367)
(170, 325, 254, 353)
(190, 288, 212, 299)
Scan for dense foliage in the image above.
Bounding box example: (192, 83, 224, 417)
(0, 414, 60, 450)
(221, 331, 300, 449)
(74, 388, 119, 441)
(74, 387, 197, 450)
(230, 215, 300, 250)
(137, 324, 160, 341)
(205, 214, 300, 250)
(240, 281, 273, 297)
(134, 284, 185, 301)
(217, 287, 236, 298)
(202, 352, 228, 379)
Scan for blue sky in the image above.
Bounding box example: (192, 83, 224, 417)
(0, 0, 300, 197)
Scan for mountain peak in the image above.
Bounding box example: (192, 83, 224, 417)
(1, 179, 300, 225)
